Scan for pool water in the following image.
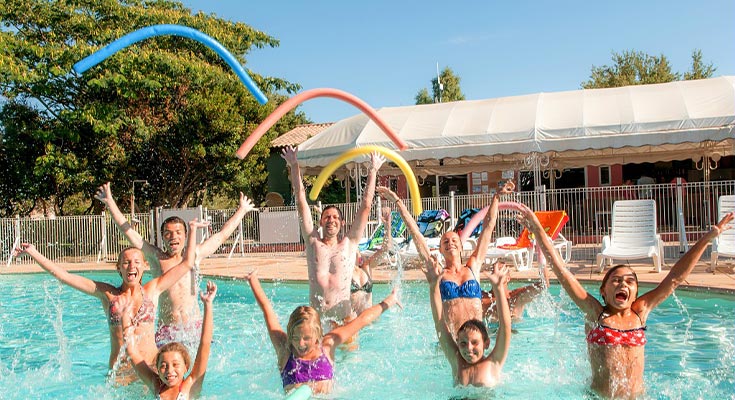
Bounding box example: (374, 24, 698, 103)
(1, 272, 733, 399)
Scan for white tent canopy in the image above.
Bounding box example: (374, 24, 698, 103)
(297, 76, 735, 177)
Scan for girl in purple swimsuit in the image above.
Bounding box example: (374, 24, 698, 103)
(13, 218, 207, 385)
(246, 269, 400, 395)
(519, 207, 734, 399)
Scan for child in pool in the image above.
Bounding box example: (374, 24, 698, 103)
(427, 254, 512, 387)
(13, 218, 207, 385)
(246, 269, 400, 395)
(518, 207, 734, 399)
(119, 280, 217, 399)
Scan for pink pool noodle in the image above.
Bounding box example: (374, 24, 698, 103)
(235, 88, 408, 159)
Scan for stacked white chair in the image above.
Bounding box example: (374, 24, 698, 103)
(596, 199, 664, 272)
(710, 195, 735, 271)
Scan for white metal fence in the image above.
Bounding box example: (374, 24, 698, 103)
(3, 180, 734, 266)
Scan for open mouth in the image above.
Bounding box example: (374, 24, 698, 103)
(127, 271, 138, 280)
(615, 290, 628, 302)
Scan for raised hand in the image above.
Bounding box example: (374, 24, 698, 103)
(238, 192, 256, 214)
(370, 151, 386, 171)
(189, 218, 211, 230)
(94, 182, 114, 205)
(499, 179, 516, 195)
(376, 186, 400, 203)
(280, 146, 298, 166)
(713, 212, 735, 235)
(12, 243, 34, 257)
(381, 286, 403, 310)
(487, 262, 509, 287)
(200, 281, 218, 304)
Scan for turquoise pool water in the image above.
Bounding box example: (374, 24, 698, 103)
(1, 272, 733, 399)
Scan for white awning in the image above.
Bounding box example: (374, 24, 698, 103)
(297, 76, 735, 177)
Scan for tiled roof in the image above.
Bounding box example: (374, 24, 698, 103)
(270, 123, 333, 147)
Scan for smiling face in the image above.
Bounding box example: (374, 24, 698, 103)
(162, 221, 187, 255)
(319, 207, 344, 239)
(157, 349, 188, 388)
(116, 248, 147, 285)
(439, 231, 462, 259)
(290, 323, 319, 358)
(600, 266, 639, 309)
(456, 322, 489, 364)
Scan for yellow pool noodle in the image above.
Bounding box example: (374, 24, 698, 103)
(308, 145, 422, 215)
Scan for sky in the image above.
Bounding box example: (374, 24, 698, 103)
(180, 0, 735, 124)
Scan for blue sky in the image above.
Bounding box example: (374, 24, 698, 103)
(181, 0, 735, 123)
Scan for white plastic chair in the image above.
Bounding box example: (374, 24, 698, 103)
(710, 195, 735, 270)
(554, 233, 573, 263)
(483, 236, 533, 270)
(596, 199, 664, 273)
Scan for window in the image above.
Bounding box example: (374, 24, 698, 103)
(599, 166, 611, 186)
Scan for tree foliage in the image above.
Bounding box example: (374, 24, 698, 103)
(582, 49, 716, 89)
(415, 67, 465, 104)
(0, 0, 303, 216)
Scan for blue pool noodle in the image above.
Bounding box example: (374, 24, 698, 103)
(72, 24, 268, 105)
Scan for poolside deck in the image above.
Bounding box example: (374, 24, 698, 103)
(4, 253, 735, 294)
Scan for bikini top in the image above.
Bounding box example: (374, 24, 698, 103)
(586, 310, 647, 347)
(108, 288, 155, 327)
(280, 348, 334, 387)
(156, 381, 186, 400)
(440, 268, 482, 301)
(351, 278, 373, 294)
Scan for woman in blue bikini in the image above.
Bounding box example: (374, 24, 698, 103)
(378, 182, 514, 337)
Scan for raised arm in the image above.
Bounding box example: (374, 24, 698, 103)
(518, 209, 601, 319)
(326, 287, 399, 351)
(486, 264, 511, 366)
(188, 281, 217, 386)
(637, 212, 734, 314)
(377, 186, 431, 265)
(347, 153, 385, 242)
(281, 146, 315, 241)
(468, 181, 515, 270)
(426, 255, 459, 371)
(95, 182, 162, 267)
(119, 295, 159, 389)
(14, 243, 107, 298)
(196, 193, 255, 260)
(246, 270, 289, 360)
(147, 219, 208, 295)
(365, 207, 394, 270)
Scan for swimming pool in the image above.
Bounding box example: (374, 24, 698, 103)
(1, 272, 733, 399)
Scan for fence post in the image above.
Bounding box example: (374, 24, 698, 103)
(96, 211, 107, 263)
(449, 191, 456, 229)
(675, 178, 688, 253)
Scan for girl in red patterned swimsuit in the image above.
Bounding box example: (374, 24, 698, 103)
(518, 208, 733, 399)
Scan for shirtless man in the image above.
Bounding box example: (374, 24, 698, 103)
(95, 182, 255, 350)
(281, 146, 383, 326)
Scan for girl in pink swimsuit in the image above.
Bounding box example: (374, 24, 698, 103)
(518, 208, 734, 399)
(120, 281, 217, 400)
(246, 269, 400, 395)
(13, 218, 207, 385)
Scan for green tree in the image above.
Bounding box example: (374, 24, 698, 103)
(415, 67, 465, 104)
(582, 49, 716, 89)
(0, 0, 300, 216)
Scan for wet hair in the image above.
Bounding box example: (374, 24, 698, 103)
(600, 264, 639, 303)
(161, 216, 188, 235)
(286, 306, 323, 352)
(157, 342, 191, 371)
(321, 205, 344, 221)
(457, 319, 489, 345)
